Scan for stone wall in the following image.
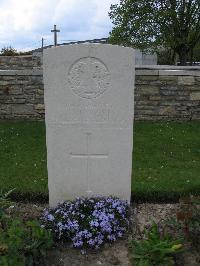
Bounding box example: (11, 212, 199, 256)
(135, 66, 200, 120)
(0, 55, 41, 70)
(0, 70, 44, 120)
(0, 66, 200, 120)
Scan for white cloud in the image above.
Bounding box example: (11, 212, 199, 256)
(0, 0, 120, 51)
(0, 0, 46, 32)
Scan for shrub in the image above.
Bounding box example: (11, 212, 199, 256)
(0, 188, 53, 265)
(0, 188, 15, 210)
(0, 217, 53, 265)
(0, 46, 18, 56)
(41, 196, 129, 249)
(131, 222, 183, 266)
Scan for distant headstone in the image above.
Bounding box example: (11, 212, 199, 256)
(43, 44, 135, 207)
(135, 49, 157, 65)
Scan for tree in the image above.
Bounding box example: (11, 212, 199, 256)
(192, 40, 200, 63)
(0, 46, 18, 56)
(109, 0, 200, 65)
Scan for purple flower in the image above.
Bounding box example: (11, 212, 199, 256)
(106, 198, 113, 203)
(57, 222, 62, 227)
(41, 196, 129, 249)
(95, 201, 104, 208)
(73, 240, 83, 247)
(88, 239, 96, 246)
(108, 213, 115, 219)
(47, 214, 55, 221)
(90, 220, 99, 227)
(117, 231, 122, 237)
(107, 234, 116, 241)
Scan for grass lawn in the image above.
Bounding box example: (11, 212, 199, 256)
(132, 122, 200, 201)
(0, 121, 200, 202)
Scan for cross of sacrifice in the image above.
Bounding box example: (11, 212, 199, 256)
(70, 133, 108, 195)
(51, 25, 60, 46)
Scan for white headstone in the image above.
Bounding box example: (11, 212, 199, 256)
(43, 44, 135, 207)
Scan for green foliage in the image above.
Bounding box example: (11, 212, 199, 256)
(0, 188, 52, 265)
(109, 0, 200, 65)
(24, 220, 53, 264)
(0, 46, 18, 56)
(18, 51, 32, 56)
(0, 189, 15, 211)
(0, 46, 31, 56)
(157, 49, 176, 65)
(131, 222, 183, 265)
(0, 215, 53, 266)
(109, 0, 158, 51)
(0, 189, 15, 221)
(192, 41, 200, 63)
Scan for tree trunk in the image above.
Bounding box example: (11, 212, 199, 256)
(189, 49, 193, 66)
(171, 50, 176, 65)
(178, 46, 189, 66)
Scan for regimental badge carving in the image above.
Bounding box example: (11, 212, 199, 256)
(68, 57, 110, 99)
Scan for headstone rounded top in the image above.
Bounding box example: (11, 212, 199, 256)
(68, 57, 110, 99)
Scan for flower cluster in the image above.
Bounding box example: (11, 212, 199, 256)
(41, 196, 129, 249)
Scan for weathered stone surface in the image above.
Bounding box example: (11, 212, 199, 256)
(136, 109, 157, 115)
(138, 85, 159, 95)
(23, 86, 37, 95)
(1, 76, 16, 80)
(136, 75, 158, 81)
(159, 106, 175, 115)
(149, 96, 161, 100)
(9, 87, 23, 94)
(189, 86, 200, 91)
(136, 69, 158, 76)
(0, 105, 11, 114)
(0, 71, 42, 119)
(190, 92, 200, 100)
(35, 104, 44, 110)
(44, 44, 135, 207)
(159, 70, 185, 76)
(159, 76, 178, 82)
(31, 76, 43, 84)
(36, 89, 44, 95)
(137, 101, 159, 106)
(0, 55, 41, 70)
(178, 76, 195, 85)
(175, 96, 188, 100)
(163, 85, 180, 90)
(0, 69, 42, 76)
(0, 80, 10, 86)
(0, 95, 13, 103)
(12, 104, 34, 114)
(160, 89, 177, 96)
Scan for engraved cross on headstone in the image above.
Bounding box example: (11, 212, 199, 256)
(51, 25, 60, 46)
(70, 133, 108, 195)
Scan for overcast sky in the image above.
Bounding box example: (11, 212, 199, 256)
(0, 0, 119, 51)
